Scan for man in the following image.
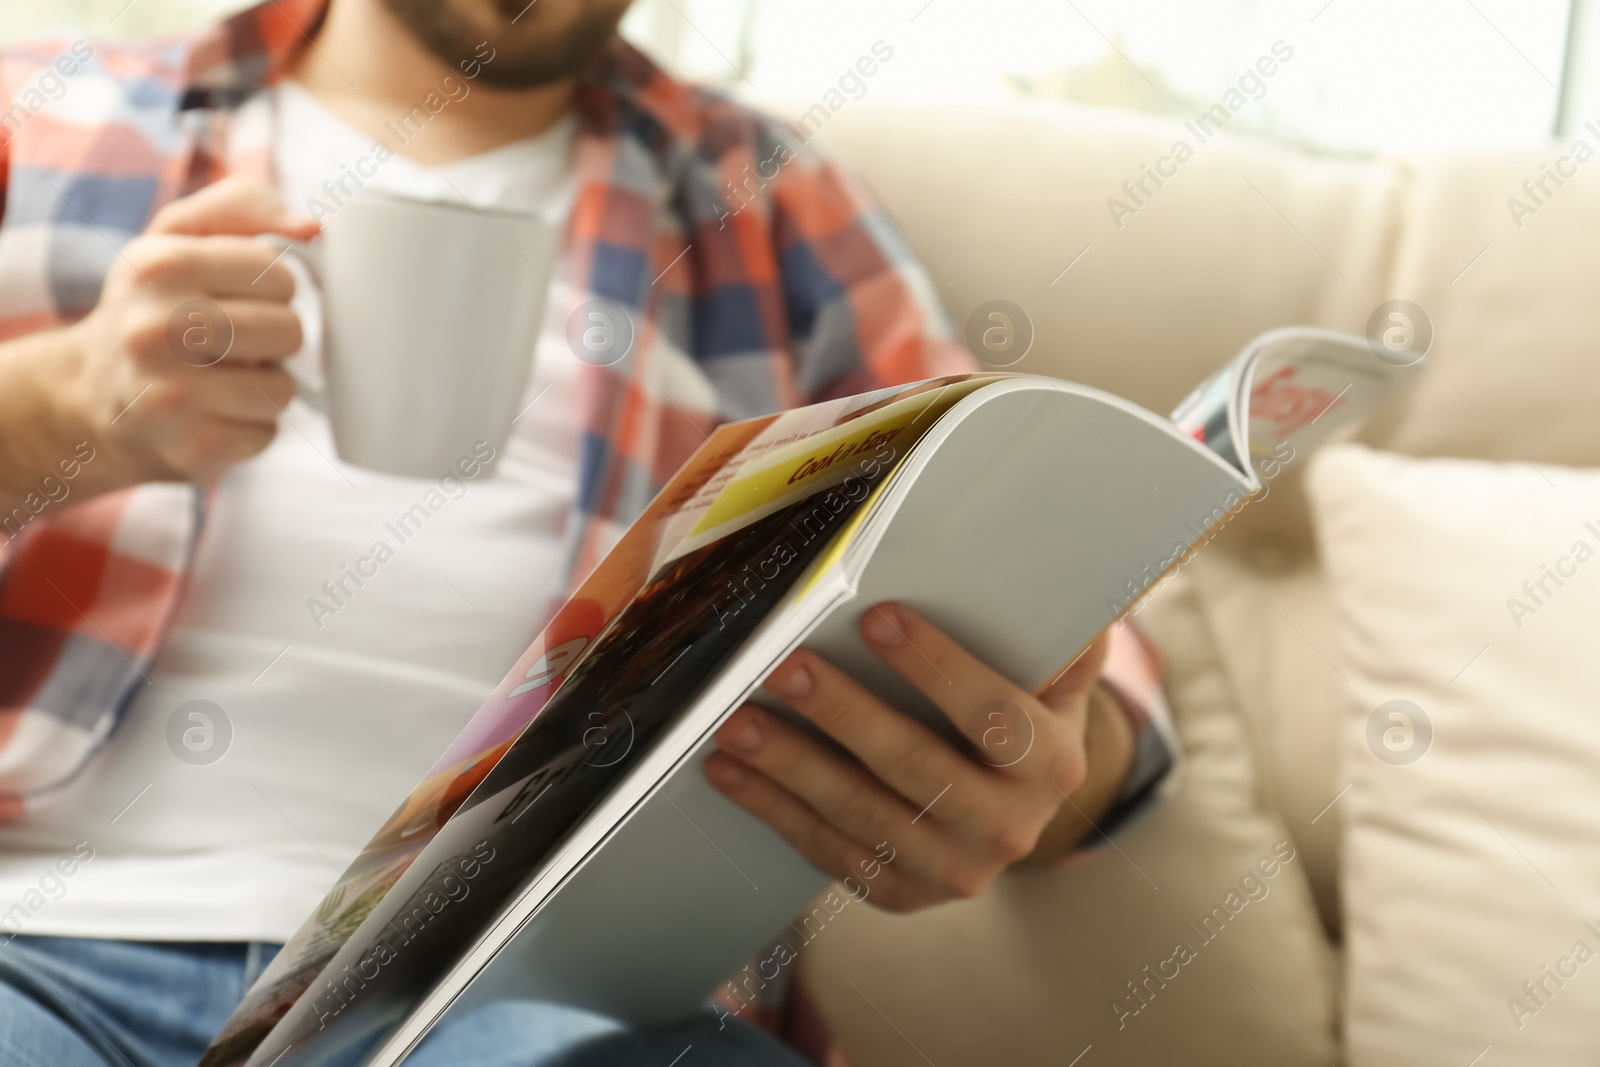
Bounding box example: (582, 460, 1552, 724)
(0, 1, 1175, 1063)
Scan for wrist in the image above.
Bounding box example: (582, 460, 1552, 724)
(0, 323, 123, 521)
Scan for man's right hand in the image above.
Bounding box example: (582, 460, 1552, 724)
(60, 176, 320, 486)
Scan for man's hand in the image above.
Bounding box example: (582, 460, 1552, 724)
(66, 177, 318, 484)
(705, 604, 1131, 913)
(0, 177, 318, 513)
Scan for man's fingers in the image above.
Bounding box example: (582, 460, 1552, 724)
(142, 364, 294, 427)
(149, 298, 304, 368)
(148, 175, 319, 242)
(703, 753, 926, 912)
(712, 704, 945, 844)
(127, 235, 299, 301)
(155, 416, 279, 480)
(705, 751, 884, 879)
(206, 299, 304, 362)
(759, 656, 986, 817)
(1041, 629, 1112, 713)
(200, 367, 297, 423)
(857, 604, 1046, 770)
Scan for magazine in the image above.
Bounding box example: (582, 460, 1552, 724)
(199, 327, 1413, 1067)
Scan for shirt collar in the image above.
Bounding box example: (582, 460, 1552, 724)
(181, 0, 328, 107)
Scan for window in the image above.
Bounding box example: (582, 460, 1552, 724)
(623, 0, 1573, 153)
(3, 0, 1577, 154)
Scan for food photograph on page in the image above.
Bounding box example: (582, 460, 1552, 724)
(0, 2, 1589, 1067)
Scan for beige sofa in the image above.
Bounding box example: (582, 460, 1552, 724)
(779, 97, 1600, 1064)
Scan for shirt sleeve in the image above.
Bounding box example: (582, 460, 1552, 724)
(755, 115, 974, 402)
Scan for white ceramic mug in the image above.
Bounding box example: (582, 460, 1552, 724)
(267, 190, 558, 478)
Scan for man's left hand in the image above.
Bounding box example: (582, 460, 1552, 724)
(704, 603, 1130, 913)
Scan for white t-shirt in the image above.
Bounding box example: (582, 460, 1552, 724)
(0, 82, 585, 942)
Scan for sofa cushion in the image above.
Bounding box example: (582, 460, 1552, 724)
(1378, 151, 1600, 468)
(1183, 542, 1351, 938)
(1310, 444, 1600, 1065)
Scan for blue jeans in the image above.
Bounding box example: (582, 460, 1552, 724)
(0, 935, 806, 1067)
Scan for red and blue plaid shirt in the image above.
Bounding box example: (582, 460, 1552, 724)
(0, 0, 1172, 837)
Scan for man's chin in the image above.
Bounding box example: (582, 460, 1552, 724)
(382, 0, 630, 90)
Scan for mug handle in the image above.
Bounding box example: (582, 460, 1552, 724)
(257, 234, 328, 414)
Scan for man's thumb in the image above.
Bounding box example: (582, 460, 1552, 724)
(1041, 629, 1112, 711)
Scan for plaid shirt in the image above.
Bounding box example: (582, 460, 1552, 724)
(0, 0, 1172, 840)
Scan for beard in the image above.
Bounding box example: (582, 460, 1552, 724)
(380, 0, 631, 89)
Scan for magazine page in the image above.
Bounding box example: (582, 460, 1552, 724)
(198, 373, 991, 1067)
(1172, 329, 1415, 479)
(1169, 362, 1239, 465)
(650, 374, 1000, 571)
(1236, 328, 1413, 474)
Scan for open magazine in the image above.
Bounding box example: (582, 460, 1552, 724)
(199, 327, 1413, 1067)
